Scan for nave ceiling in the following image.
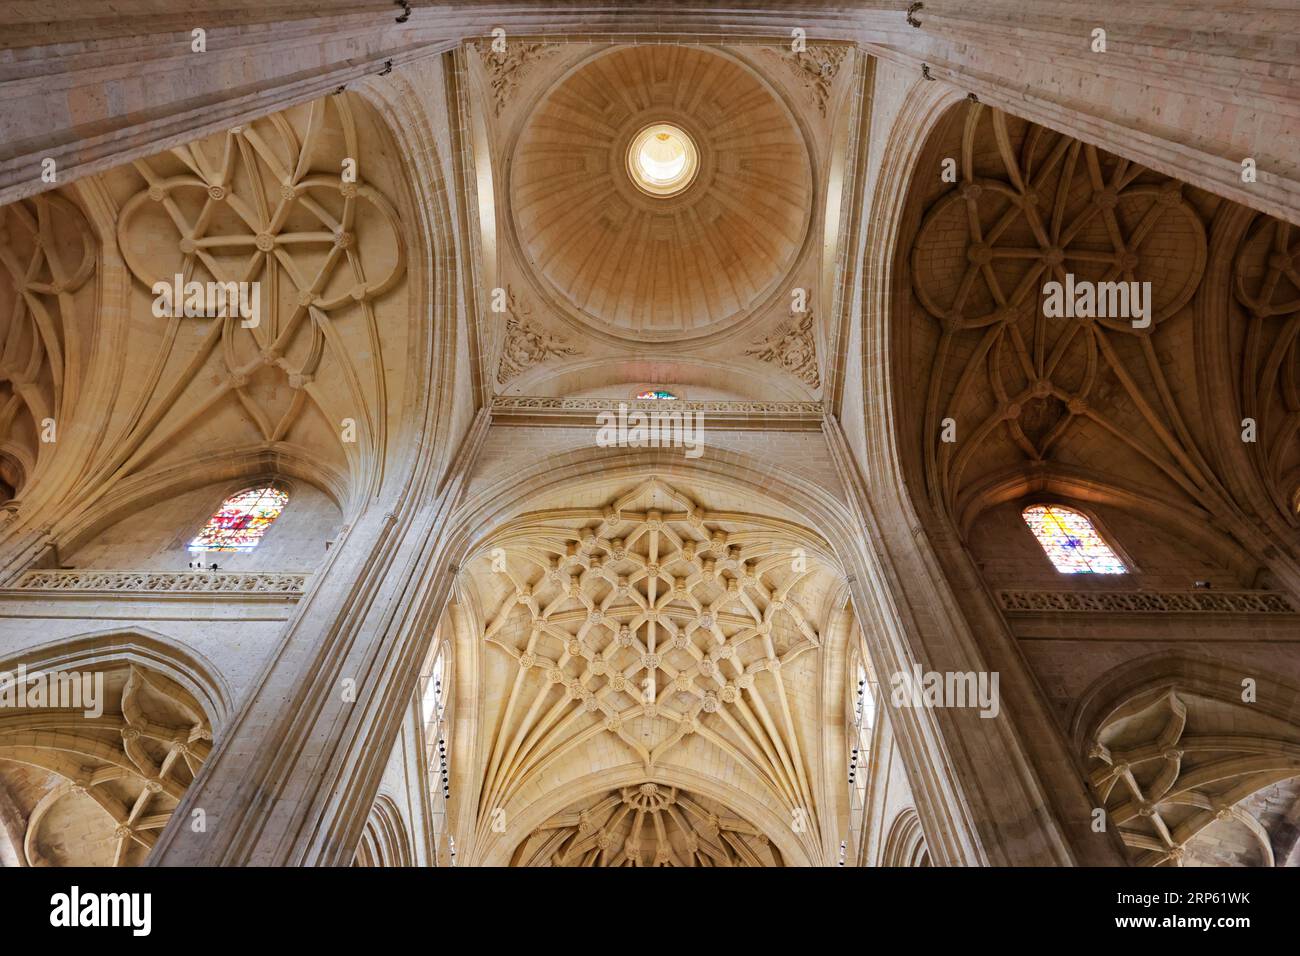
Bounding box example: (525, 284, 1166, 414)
(445, 475, 855, 866)
(0, 21, 1298, 870)
(898, 98, 1300, 594)
(0, 92, 423, 562)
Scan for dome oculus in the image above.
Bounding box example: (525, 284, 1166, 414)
(627, 124, 699, 197)
(510, 44, 813, 340)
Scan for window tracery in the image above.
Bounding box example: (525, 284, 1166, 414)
(419, 632, 453, 865)
(846, 649, 875, 859)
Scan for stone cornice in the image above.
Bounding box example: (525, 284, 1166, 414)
(490, 396, 827, 431)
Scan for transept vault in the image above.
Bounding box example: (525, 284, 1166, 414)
(0, 2, 1298, 890)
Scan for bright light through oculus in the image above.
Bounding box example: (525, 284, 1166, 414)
(640, 140, 686, 181)
(628, 124, 699, 197)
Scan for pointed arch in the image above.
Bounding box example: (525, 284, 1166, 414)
(0, 626, 232, 728)
(0, 627, 228, 866)
(352, 795, 414, 867)
(881, 808, 931, 867)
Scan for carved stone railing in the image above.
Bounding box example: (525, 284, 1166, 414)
(11, 570, 309, 595)
(997, 589, 1296, 614)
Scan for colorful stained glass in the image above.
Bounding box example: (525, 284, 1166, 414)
(1022, 505, 1126, 574)
(635, 389, 678, 400)
(189, 487, 288, 553)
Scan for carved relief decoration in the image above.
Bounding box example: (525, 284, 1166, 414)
(496, 289, 578, 384)
(747, 309, 821, 390)
(510, 782, 781, 866)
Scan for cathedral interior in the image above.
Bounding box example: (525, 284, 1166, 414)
(0, 0, 1298, 877)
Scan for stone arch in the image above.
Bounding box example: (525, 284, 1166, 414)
(352, 794, 414, 867)
(476, 763, 815, 867)
(952, 466, 1254, 576)
(444, 445, 868, 867)
(850, 74, 1127, 867)
(0, 625, 232, 728)
(0, 628, 225, 866)
(1195, 197, 1300, 582)
(1071, 653, 1300, 866)
(351, 65, 469, 486)
(881, 807, 931, 867)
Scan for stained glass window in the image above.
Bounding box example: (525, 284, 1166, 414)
(635, 389, 677, 400)
(1022, 505, 1126, 574)
(188, 486, 288, 553)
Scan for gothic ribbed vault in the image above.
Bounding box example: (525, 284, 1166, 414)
(1, 6, 1299, 880)
(451, 476, 848, 866)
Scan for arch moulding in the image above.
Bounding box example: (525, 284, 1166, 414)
(843, 73, 1124, 866)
